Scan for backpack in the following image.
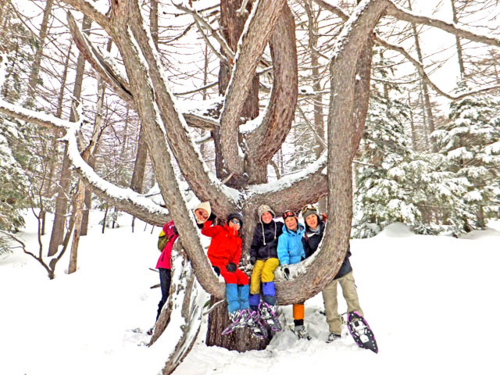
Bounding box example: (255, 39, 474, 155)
(158, 220, 176, 251)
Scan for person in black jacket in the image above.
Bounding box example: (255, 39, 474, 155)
(301, 204, 364, 344)
(249, 205, 283, 320)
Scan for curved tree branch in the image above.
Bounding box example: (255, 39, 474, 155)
(218, 0, 286, 178)
(107, 1, 226, 299)
(245, 3, 298, 183)
(269, 0, 388, 305)
(67, 11, 133, 103)
(125, 1, 236, 211)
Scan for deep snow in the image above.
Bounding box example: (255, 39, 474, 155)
(1, 212, 499, 375)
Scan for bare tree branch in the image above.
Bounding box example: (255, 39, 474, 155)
(0, 99, 170, 226)
(57, 0, 111, 33)
(375, 35, 500, 100)
(385, 0, 500, 48)
(67, 11, 133, 104)
(173, 2, 234, 60)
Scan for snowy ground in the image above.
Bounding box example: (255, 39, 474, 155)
(1, 212, 499, 375)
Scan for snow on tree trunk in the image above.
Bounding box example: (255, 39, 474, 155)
(149, 242, 207, 374)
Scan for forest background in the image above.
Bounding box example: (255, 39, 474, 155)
(0, 0, 499, 371)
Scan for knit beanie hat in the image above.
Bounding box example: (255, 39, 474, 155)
(258, 204, 275, 223)
(193, 201, 211, 224)
(301, 205, 318, 221)
(227, 213, 243, 227)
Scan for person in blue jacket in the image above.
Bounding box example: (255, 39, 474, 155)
(277, 210, 310, 340)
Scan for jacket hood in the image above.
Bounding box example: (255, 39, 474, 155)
(258, 204, 275, 223)
(193, 201, 211, 224)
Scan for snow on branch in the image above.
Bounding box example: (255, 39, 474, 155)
(385, 1, 500, 48)
(67, 12, 133, 104)
(311, 0, 349, 21)
(0, 99, 170, 226)
(247, 151, 327, 198)
(60, 0, 111, 33)
(375, 36, 500, 100)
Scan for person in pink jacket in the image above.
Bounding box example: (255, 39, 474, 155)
(154, 220, 179, 322)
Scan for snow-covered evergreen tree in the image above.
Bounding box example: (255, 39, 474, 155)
(0, 10, 35, 231)
(432, 93, 500, 230)
(353, 89, 416, 237)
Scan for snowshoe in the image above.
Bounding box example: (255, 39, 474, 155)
(347, 311, 378, 353)
(246, 310, 268, 339)
(258, 302, 282, 332)
(222, 310, 245, 335)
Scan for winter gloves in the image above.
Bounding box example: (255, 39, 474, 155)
(226, 263, 237, 272)
(213, 266, 221, 276)
(249, 256, 256, 265)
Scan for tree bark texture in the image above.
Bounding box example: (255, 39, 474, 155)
(9, 0, 500, 357)
(26, 0, 54, 106)
(48, 15, 91, 256)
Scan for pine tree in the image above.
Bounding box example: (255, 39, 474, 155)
(433, 93, 500, 230)
(0, 7, 36, 231)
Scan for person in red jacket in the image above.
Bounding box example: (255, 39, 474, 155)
(202, 213, 250, 325)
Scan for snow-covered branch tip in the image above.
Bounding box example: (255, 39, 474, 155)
(374, 21, 500, 100)
(62, 124, 170, 226)
(385, 0, 500, 48)
(0, 98, 73, 131)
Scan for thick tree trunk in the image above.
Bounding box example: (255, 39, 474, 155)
(68, 180, 85, 274)
(450, 0, 465, 80)
(408, 0, 436, 152)
(215, 0, 259, 183)
(130, 125, 148, 194)
(48, 16, 91, 256)
(26, 0, 54, 107)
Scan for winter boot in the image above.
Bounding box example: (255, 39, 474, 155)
(259, 302, 282, 332)
(326, 332, 341, 343)
(249, 293, 260, 312)
(294, 324, 312, 340)
(222, 309, 244, 335)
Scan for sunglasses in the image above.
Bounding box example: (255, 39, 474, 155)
(230, 219, 241, 225)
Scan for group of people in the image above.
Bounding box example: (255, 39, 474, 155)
(154, 202, 365, 343)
